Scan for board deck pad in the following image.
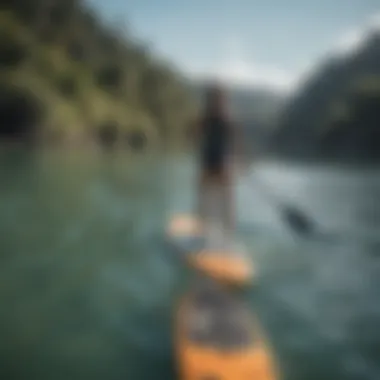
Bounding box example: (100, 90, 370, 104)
(176, 283, 278, 379)
(184, 284, 254, 348)
(167, 214, 254, 285)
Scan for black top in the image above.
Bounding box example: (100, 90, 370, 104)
(200, 115, 230, 171)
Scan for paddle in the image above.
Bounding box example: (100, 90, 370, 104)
(233, 155, 315, 236)
(249, 173, 316, 237)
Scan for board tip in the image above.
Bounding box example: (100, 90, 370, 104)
(189, 251, 255, 287)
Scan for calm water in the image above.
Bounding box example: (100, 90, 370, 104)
(0, 147, 379, 380)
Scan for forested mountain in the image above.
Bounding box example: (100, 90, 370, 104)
(7, 0, 379, 162)
(0, 0, 197, 149)
(271, 28, 380, 163)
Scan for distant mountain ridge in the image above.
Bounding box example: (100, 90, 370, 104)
(190, 80, 286, 123)
(189, 80, 287, 153)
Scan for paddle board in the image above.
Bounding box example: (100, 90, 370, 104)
(166, 213, 255, 287)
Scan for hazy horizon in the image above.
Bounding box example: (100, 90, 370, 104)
(85, 0, 379, 92)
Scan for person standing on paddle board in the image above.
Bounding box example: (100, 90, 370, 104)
(194, 82, 243, 236)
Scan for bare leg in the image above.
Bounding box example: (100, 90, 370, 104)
(197, 171, 208, 223)
(198, 172, 217, 246)
(223, 181, 234, 234)
(220, 169, 235, 240)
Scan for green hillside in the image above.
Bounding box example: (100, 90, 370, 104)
(0, 1, 197, 150)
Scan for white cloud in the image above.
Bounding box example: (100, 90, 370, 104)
(332, 12, 380, 57)
(334, 29, 364, 55)
(185, 35, 298, 92)
(211, 56, 296, 91)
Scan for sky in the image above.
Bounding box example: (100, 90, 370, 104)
(85, 0, 380, 91)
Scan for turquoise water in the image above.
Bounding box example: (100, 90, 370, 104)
(0, 147, 379, 380)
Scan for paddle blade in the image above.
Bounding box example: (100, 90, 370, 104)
(282, 206, 314, 235)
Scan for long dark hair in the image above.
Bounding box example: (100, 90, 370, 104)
(202, 82, 229, 120)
